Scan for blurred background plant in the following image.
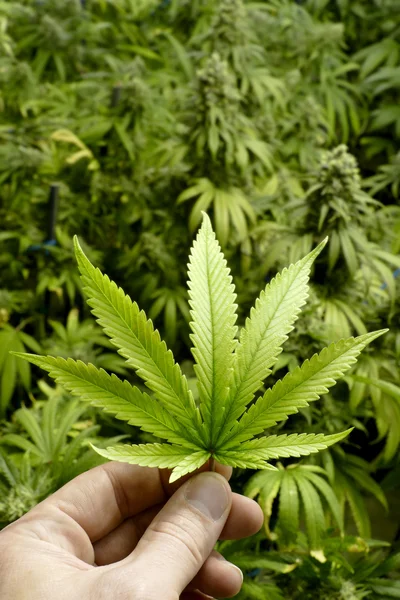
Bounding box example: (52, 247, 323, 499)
(0, 0, 399, 595)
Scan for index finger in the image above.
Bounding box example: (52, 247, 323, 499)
(17, 460, 231, 546)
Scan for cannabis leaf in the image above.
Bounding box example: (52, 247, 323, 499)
(73, 239, 204, 445)
(245, 464, 344, 551)
(219, 332, 384, 449)
(14, 214, 386, 482)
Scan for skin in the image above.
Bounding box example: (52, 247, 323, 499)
(0, 459, 264, 599)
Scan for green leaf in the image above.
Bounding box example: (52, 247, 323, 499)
(368, 580, 400, 598)
(1, 352, 16, 414)
(279, 471, 299, 540)
(73, 236, 204, 445)
(342, 462, 388, 510)
(339, 227, 359, 275)
(161, 31, 194, 80)
(223, 331, 386, 447)
(295, 472, 326, 550)
(114, 120, 134, 160)
(170, 451, 212, 483)
(0, 434, 42, 457)
(0, 326, 31, 414)
(14, 335, 31, 391)
(241, 580, 284, 600)
(244, 469, 283, 538)
(187, 212, 238, 446)
(373, 553, 400, 578)
(213, 451, 278, 471)
(0, 449, 17, 487)
(50, 401, 86, 460)
(177, 179, 210, 204)
(244, 469, 281, 500)
(230, 554, 295, 573)
(301, 470, 343, 531)
(345, 483, 371, 538)
(12, 354, 198, 449)
(218, 239, 327, 442)
(93, 443, 210, 482)
(13, 407, 45, 453)
(351, 375, 400, 404)
(93, 442, 192, 467)
(218, 430, 352, 463)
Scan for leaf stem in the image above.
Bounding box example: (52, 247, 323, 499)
(209, 456, 215, 472)
(16, 317, 33, 332)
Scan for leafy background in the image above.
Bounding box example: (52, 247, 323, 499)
(0, 0, 399, 597)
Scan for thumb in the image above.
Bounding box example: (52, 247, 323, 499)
(128, 472, 232, 597)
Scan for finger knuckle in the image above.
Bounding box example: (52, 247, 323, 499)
(148, 514, 206, 568)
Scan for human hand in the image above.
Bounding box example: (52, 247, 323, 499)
(0, 460, 263, 599)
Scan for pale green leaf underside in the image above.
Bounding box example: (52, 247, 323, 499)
(216, 430, 352, 467)
(218, 238, 327, 441)
(187, 212, 238, 445)
(73, 237, 204, 445)
(12, 353, 199, 449)
(93, 443, 211, 483)
(221, 331, 386, 448)
(169, 451, 213, 482)
(213, 452, 278, 471)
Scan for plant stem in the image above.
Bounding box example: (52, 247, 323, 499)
(16, 317, 33, 332)
(209, 456, 215, 472)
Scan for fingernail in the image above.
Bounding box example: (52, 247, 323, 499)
(229, 563, 244, 585)
(185, 472, 230, 521)
(215, 554, 244, 584)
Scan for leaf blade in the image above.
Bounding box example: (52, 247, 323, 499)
(93, 443, 210, 483)
(187, 213, 238, 446)
(218, 239, 328, 442)
(301, 470, 343, 532)
(295, 472, 326, 550)
(170, 451, 212, 483)
(279, 471, 300, 541)
(92, 442, 193, 469)
(73, 237, 204, 445)
(13, 354, 198, 449)
(223, 331, 386, 447)
(218, 430, 352, 463)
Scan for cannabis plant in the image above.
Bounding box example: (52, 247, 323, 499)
(0, 321, 41, 415)
(16, 215, 384, 482)
(245, 463, 344, 551)
(0, 450, 54, 527)
(0, 384, 127, 525)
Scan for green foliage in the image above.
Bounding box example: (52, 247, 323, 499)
(276, 539, 400, 600)
(0, 382, 125, 526)
(322, 449, 388, 539)
(0, 449, 53, 526)
(44, 307, 128, 375)
(220, 532, 400, 600)
(1, 0, 400, 595)
(246, 463, 343, 552)
(0, 321, 41, 415)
